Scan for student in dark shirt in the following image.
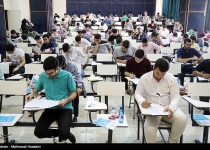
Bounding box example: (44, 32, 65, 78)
(192, 59, 210, 115)
(108, 29, 122, 45)
(125, 49, 152, 91)
(40, 34, 56, 54)
(21, 19, 29, 35)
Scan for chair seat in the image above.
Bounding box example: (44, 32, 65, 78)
(159, 121, 172, 128)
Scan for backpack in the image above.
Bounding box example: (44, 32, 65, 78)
(25, 53, 32, 64)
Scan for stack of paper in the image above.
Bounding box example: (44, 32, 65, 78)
(24, 99, 59, 110)
(125, 77, 139, 85)
(147, 104, 169, 116)
(87, 76, 103, 82)
(93, 118, 118, 130)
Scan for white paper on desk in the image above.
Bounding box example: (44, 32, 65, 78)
(33, 46, 41, 55)
(117, 63, 126, 67)
(24, 99, 59, 109)
(197, 77, 210, 81)
(147, 104, 169, 116)
(125, 77, 140, 85)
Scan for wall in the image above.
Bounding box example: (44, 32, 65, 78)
(53, 0, 66, 18)
(155, 0, 163, 14)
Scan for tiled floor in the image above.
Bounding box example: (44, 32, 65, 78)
(0, 64, 209, 144)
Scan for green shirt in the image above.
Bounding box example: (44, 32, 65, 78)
(36, 68, 76, 109)
(123, 15, 128, 21)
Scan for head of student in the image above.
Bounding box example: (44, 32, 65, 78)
(135, 49, 145, 63)
(190, 35, 197, 44)
(5, 44, 15, 54)
(184, 38, 192, 51)
(34, 35, 42, 44)
(193, 28, 198, 34)
(94, 34, 101, 44)
(42, 34, 50, 44)
(112, 29, 118, 36)
(29, 28, 34, 33)
(142, 38, 148, 47)
(116, 37, 122, 45)
(62, 43, 71, 53)
(153, 58, 170, 81)
(56, 55, 67, 70)
(121, 40, 130, 53)
(77, 30, 83, 38)
(11, 29, 17, 36)
(43, 56, 60, 78)
(75, 36, 81, 44)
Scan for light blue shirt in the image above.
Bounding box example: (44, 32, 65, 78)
(36, 68, 76, 109)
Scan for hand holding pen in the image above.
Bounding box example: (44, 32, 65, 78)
(130, 72, 136, 79)
(141, 100, 152, 108)
(202, 72, 210, 79)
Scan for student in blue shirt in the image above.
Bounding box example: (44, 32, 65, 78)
(177, 38, 204, 86)
(25, 56, 77, 144)
(40, 34, 56, 54)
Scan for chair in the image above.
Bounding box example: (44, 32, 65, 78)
(1, 63, 10, 74)
(161, 47, 174, 55)
(19, 47, 32, 54)
(114, 22, 121, 26)
(96, 54, 113, 62)
(64, 39, 74, 44)
(135, 99, 183, 143)
(167, 63, 181, 76)
(161, 39, 170, 45)
(146, 54, 163, 62)
(41, 54, 58, 62)
(16, 43, 28, 47)
(170, 42, 182, 50)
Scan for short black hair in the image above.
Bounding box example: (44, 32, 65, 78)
(94, 34, 101, 39)
(173, 32, 178, 37)
(62, 43, 70, 52)
(42, 34, 49, 39)
(184, 38, 192, 43)
(135, 49, 144, 59)
(43, 56, 59, 71)
(62, 18, 65, 21)
(11, 29, 16, 34)
(153, 33, 159, 37)
(47, 32, 52, 36)
(34, 35, 41, 40)
(190, 35, 197, 41)
(29, 28, 34, 32)
(82, 30, 86, 33)
(85, 24, 89, 28)
(77, 30, 82, 34)
(151, 31, 156, 37)
(205, 30, 209, 34)
(6, 44, 15, 52)
(154, 58, 169, 72)
(116, 37, 122, 44)
(101, 22, 104, 26)
(142, 38, 148, 43)
(122, 40, 130, 48)
(56, 55, 66, 67)
(112, 29, 117, 33)
(194, 28, 198, 32)
(76, 23, 80, 26)
(54, 20, 58, 24)
(75, 36, 81, 42)
(183, 34, 188, 39)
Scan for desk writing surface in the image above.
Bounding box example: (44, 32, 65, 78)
(0, 114, 23, 126)
(182, 96, 210, 108)
(117, 63, 126, 67)
(6, 74, 24, 80)
(97, 114, 128, 127)
(138, 103, 169, 116)
(125, 77, 139, 85)
(85, 96, 107, 111)
(91, 61, 102, 66)
(87, 76, 103, 82)
(0, 81, 27, 95)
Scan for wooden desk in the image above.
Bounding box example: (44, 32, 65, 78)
(97, 114, 128, 143)
(0, 114, 23, 143)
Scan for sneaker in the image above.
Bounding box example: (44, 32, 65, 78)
(69, 132, 76, 144)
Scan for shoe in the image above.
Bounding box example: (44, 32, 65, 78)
(72, 117, 77, 122)
(69, 132, 76, 144)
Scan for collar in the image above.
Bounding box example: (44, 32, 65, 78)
(150, 71, 166, 81)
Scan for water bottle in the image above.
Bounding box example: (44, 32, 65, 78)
(111, 107, 116, 120)
(119, 107, 124, 123)
(27, 86, 32, 94)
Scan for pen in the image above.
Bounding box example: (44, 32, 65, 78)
(88, 103, 92, 107)
(90, 104, 95, 107)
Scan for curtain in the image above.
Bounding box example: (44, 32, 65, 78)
(162, 0, 180, 21)
(205, 0, 210, 31)
(47, 0, 53, 32)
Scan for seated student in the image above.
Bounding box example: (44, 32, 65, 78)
(124, 49, 152, 91)
(159, 25, 170, 39)
(107, 29, 121, 45)
(28, 28, 39, 38)
(135, 58, 187, 143)
(75, 22, 85, 31)
(77, 30, 91, 43)
(190, 35, 201, 52)
(147, 20, 157, 33)
(99, 22, 108, 32)
(84, 16, 92, 26)
(47, 32, 56, 44)
(21, 34, 30, 43)
(73, 36, 91, 55)
(151, 33, 163, 46)
(177, 38, 204, 86)
(113, 40, 137, 93)
(25, 56, 76, 144)
(62, 43, 87, 78)
(124, 20, 133, 35)
(10, 29, 22, 43)
(80, 13, 85, 23)
(146, 31, 156, 42)
(33, 35, 43, 61)
(51, 28, 62, 43)
(0, 64, 5, 80)
(167, 32, 179, 43)
(3, 44, 26, 75)
(58, 25, 68, 40)
(103, 16, 112, 27)
(40, 34, 56, 54)
(133, 28, 146, 42)
(165, 17, 174, 33)
(192, 59, 210, 115)
(173, 21, 183, 33)
(64, 13, 72, 26)
(34, 35, 43, 48)
(113, 37, 122, 50)
(57, 55, 84, 122)
(84, 24, 93, 38)
(187, 28, 198, 37)
(177, 33, 188, 44)
(138, 38, 161, 54)
(7, 31, 16, 47)
(61, 18, 68, 30)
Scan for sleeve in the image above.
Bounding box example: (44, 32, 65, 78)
(106, 43, 112, 50)
(19, 49, 25, 57)
(67, 73, 76, 93)
(193, 60, 205, 72)
(71, 63, 83, 87)
(134, 76, 146, 105)
(125, 60, 131, 72)
(152, 43, 161, 53)
(40, 44, 44, 51)
(36, 74, 44, 92)
(50, 42, 56, 53)
(168, 78, 180, 112)
(113, 49, 117, 58)
(177, 49, 182, 58)
(194, 49, 201, 58)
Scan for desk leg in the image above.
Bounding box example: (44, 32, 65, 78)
(0, 95, 3, 113)
(91, 82, 96, 93)
(3, 127, 15, 144)
(203, 127, 209, 143)
(105, 96, 108, 114)
(106, 129, 112, 144)
(133, 100, 135, 119)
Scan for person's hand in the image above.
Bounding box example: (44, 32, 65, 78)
(129, 74, 135, 79)
(58, 99, 68, 106)
(12, 66, 19, 73)
(75, 43, 79, 47)
(141, 100, 152, 108)
(34, 52, 38, 55)
(193, 60, 198, 66)
(41, 51, 45, 54)
(203, 74, 210, 79)
(3, 58, 9, 62)
(121, 60, 127, 64)
(164, 108, 173, 119)
(25, 94, 33, 102)
(77, 88, 82, 96)
(192, 56, 198, 61)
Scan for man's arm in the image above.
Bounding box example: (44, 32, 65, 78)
(134, 76, 146, 105)
(19, 56, 26, 67)
(168, 78, 180, 112)
(152, 42, 161, 53)
(91, 43, 99, 54)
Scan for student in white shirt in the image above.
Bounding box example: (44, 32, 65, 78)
(4, 44, 26, 75)
(168, 32, 179, 42)
(135, 58, 187, 143)
(99, 22, 108, 32)
(159, 25, 170, 39)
